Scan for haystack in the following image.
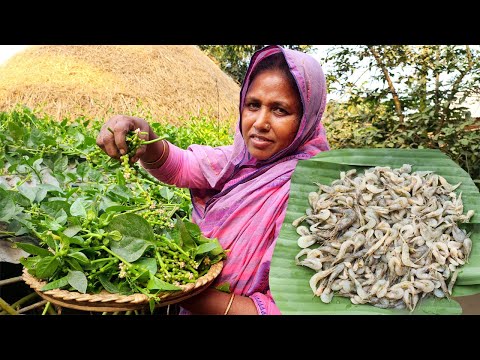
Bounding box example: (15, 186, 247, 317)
(0, 45, 240, 125)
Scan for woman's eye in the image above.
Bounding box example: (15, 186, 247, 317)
(274, 107, 287, 115)
(247, 103, 259, 110)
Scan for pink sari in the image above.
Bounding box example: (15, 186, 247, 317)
(147, 45, 329, 314)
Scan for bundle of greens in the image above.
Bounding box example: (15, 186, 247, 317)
(0, 110, 225, 311)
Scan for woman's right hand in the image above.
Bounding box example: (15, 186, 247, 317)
(96, 115, 158, 163)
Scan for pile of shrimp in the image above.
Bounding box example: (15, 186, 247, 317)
(293, 164, 474, 311)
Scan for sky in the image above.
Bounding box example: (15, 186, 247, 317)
(0, 45, 30, 64)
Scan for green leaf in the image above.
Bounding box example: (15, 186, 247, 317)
(43, 218, 62, 231)
(130, 265, 150, 283)
(41, 275, 70, 291)
(98, 275, 126, 294)
(63, 225, 82, 238)
(15, 242, 52, 257)
(184, 220, 202, 238)
(199, 235, 224, 256)
(270, 148, 480, 315)
(75, 161, 90, 179)
(35, 187, 48, 203)
(9, 191, 31, 208)
(69, 236, 85, 246)
(174, 216, 196, 251)
(68, 251, 90, 265)
(87, 168, 103, 182)
(42, 234, 57, 253)
(108, 184, 133, 201)
(106, 213, 154, 262)
(41, 200, 71, 217)
(133, 257, 157, 276)
(28, 128, 47, 147)
(116, 169, 126, 186)
(110, 238, 151, 263)
(65, 258, 83, 272)
(7, 121, 24, 141)
(159, 187, 174, 201)
(0, 194, 15, 222)
(195, 242, 219, 255)
(36, 256, 61, 279)
(149, 298, 155, 314)
(215, 282, 231, 293)
(7, 219, 30, 236)
(147, 276, 181, 291)
(17, 184, 37, 204)
(70, 198, 87, 218)
(54, 156, 68, 173)
(67, 270, 88, 293)
(54, 209, 68, 225)
(20, 256, 42, 271)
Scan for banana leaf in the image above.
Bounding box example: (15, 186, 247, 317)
(270, 149, 480, 315)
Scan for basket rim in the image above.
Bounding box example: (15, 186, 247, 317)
(22, 260, 223, 312)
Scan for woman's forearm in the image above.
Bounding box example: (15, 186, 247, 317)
(179, 288, 258, 315)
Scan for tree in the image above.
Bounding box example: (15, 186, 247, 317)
(199, 45, 313, 84)
(322, 45, 480, 185)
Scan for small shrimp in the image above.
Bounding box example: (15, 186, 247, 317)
(447, 269, 459, 295)
(294, 248, 310, 264)
(413, 280, 435, 293)
(292, 215, 307, 227)
(308, 191, 320, 208)
(386, 288, 404, 300)
(332, 240, 355, 264)
(463, 237, 473, 260)
(320, 288, 334, 303)
(298, 258, 323, 271)
(332, 209, 357, 236)
(348, 268, 368, 300)
(297, 234, 317, 249)
(451, 226, 466, 242)
(401, 240, 421, 268)
(309, 267, 339, 295)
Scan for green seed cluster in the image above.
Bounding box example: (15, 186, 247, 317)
(125, 129, 145, 157)
(118, 129, 205, 285)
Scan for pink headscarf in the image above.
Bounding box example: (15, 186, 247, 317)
(187, 45, 329, 312)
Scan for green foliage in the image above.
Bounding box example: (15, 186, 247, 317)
(0, 106, 226, 304)
(151, 115, 234, 149)
(199, 45, 314, 84)
(322, 45, 480, 189)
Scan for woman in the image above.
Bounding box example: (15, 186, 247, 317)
(96, 45, 329, 314)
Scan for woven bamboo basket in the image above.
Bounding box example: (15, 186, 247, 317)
(22, 261, 223, 312)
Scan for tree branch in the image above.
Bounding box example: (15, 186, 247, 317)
(434, 47, 441, 119)
(368, 46, 404, 124)
(436, 46, 473, 133)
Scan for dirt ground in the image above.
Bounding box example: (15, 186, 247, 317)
(454, 294, 480, 314)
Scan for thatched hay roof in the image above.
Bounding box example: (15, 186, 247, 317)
(0, 45, 240, 124)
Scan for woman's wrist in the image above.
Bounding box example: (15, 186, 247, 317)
(179, 288, 257, 315)
(140, 139, 169, 169)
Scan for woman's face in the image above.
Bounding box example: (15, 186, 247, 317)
(241, 68, 302, 161)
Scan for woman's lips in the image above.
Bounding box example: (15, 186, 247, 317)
(250, 134, 273, 150)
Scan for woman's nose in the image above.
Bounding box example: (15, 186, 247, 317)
(253, 109, 271, 131)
